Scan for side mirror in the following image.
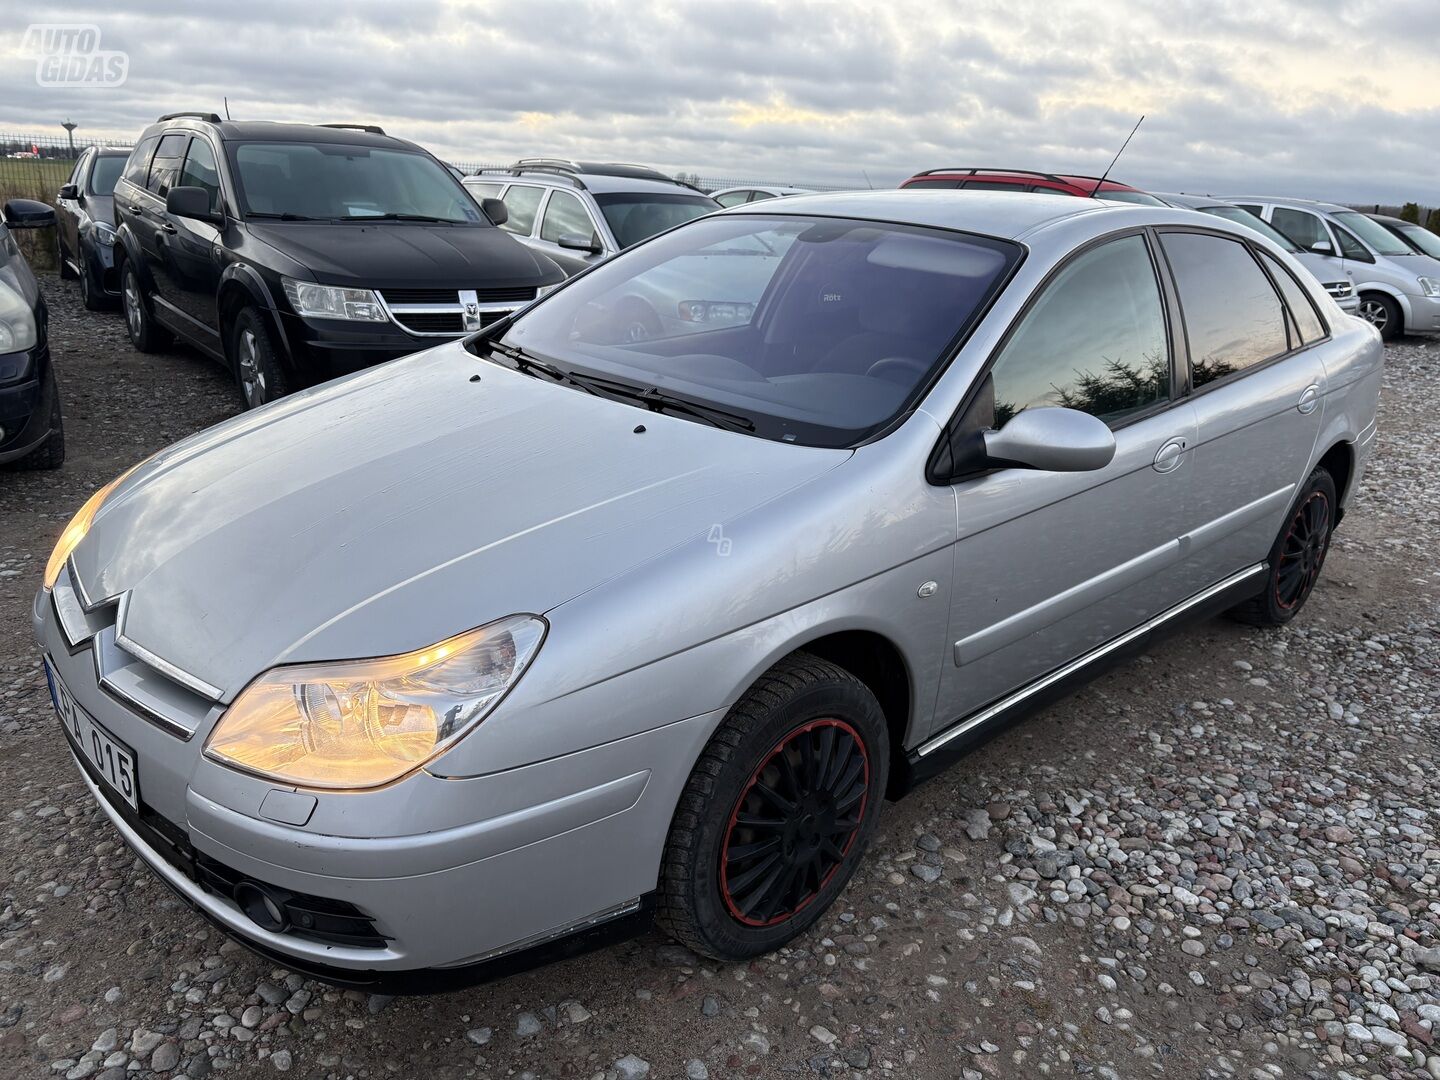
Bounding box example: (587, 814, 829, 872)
(58, 183, 79, 200)
(2, 198, 57, 229)
(558, 231, 601, 254)
(480, 197, 508, 227)
(165, 185, 222, 224)
(982, 407, 1116, 472)
(1310, 240, 1334, 255)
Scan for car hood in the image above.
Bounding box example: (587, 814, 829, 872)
(1293, 250, 1350, 286)
(87, 194, 115, 227)
(69, 342, 848, 700)
(243, 221, 564, 289)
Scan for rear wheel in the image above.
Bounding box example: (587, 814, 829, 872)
(121, 261, 171, 352)
(1357, 293, 1401, 341)
(656, 653, 888, 960)
(1230, 467, 1336, 627)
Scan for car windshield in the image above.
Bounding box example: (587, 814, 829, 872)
(1097, 189, 1166, 207)
(1331, 210, 1413, 257)
(492, 214, 1021, 447)
(1395, 222, 1440, 259)
(1200, 205, 1301, 252)
(89, 155, 125, 195)
(593, 192, 717, 248)
(229, 141, 483, 223)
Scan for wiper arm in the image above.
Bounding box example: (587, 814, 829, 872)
(562, 373, 757, 433)
(338, 212, 456, 223)
(247, 212, 320, 221)
(482, 340, 596, 394)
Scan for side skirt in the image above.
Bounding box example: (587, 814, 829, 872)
(891, 564, 1267, 797)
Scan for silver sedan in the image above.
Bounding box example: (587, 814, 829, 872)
(35, 190, 1382, 989)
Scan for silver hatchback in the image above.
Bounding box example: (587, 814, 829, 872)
(35, 191, 1382, 989)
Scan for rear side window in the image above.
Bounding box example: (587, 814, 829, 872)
(121, 136, 159, 187)
(178, 138, 221, 211)
(989, 235, 1170, 426)
(963, 181, 1023, 191)
(146, 133, 189, 198)
(499, 185, 544, 235)
(1162, 232, 1287, 389)
(464, 181, 503, 200)
(539, 190, 594, 243)
(747, 190, 778, 203)
(714, 190, 750, 207)
(1271, 208, 1329, 251)
(1256, 250, 1325, 345)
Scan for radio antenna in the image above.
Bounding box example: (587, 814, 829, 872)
(223, 96, 231, 120)
(1090, 114, 1144, 197)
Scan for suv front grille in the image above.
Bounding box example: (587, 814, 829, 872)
(378, 286, 531, 337)
(391, 311, 509, 334)
(379, 286, 536, 305)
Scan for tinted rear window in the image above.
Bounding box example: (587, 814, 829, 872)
(121, 135, 159, 187)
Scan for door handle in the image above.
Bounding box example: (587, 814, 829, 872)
(1153, 437, 1188, 473)
(1297, 384, 1320, 415)
(127, 204, 143, 214)
(160, 222, 177, 234)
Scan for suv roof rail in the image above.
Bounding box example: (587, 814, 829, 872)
(319, 123, 387, 135)
(511, 158, 679, 184)
(158, 111, 222, 123)
(914, 166, 1065, 183)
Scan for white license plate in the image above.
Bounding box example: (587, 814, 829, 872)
(45, 660, 139, 811)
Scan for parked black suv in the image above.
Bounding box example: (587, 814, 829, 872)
(56, 147, 129, 311)
(113, 114, 565, 408)
(0, 198, 64, 469)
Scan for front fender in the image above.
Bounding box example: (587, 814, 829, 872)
(218, 264, 293, 365)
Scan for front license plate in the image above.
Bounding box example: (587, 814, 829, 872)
(45, 660, 139, 811)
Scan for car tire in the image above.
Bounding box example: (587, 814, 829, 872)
(121, 261, 171, 353)
(1357, 293, 1401, 341)
(1229, 467, 1337, 627)
(4, 391, 65, 471)
(656, 652, 889, 961)
(79, 263, 108, 312)
(56, 235, 77, 280)
(231, 307, 290, 410)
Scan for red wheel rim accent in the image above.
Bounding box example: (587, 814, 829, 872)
(719, 718, 870, 928)
(1274, 490, 1331, 610)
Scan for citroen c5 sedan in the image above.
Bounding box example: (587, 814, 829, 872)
(35, 191, 1381, 989)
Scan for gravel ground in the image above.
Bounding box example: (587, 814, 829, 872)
(1, 276, 1437, 1080)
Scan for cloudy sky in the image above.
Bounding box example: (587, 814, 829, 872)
(3, 0, 1438, 203)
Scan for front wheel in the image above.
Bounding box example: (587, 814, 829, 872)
(1357, 293, 1401, 341)
(230, 307, 289, 410)
(656, 653, 888, 961)
(1230, 467, 1336, 627)
(121, 261, 171, 352)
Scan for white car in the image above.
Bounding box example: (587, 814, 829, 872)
(710, 186, 813, 208)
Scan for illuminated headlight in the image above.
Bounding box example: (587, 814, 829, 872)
(1418, 277, 1440, 298)
(678, 300, 755, 323)
(205, 615, 546, 789)
(43, 464, 140, 588)
(91, 221, 116, 247)
(282, 277, 388, 322)
(0, 281, 38, 353)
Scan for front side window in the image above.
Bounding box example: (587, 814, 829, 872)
(1162, 232, 1287, 389)
(1332, 210, 1413, 257)
(146, 133, 189, 198)
(1331, 221, 1374, 262)
(121, 135, 158, 187)
(229, 142, 481, 223)
(989, 235, 1170, 426)
(495, 215, 1020, 447)
(499, 184, 544, 234)
(1199, 205, 1301, 252)
(89, 154, 125, 196)
(593, 192, 717, 249)
(539, 190, 595, 244)
(1271, 207, 1330, 251)
(178, 138, 221, 211)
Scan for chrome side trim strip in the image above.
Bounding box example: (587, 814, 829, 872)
(113, 593, 224, 702)
(917, 563, 1266, 759)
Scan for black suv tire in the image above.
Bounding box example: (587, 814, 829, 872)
(231, 307, 290, 410)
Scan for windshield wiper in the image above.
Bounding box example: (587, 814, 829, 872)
(337, 212, 459, 223)
(247, 212, 320, 221)
(561, 373, 757, 433)
(482, 340, 597, 394)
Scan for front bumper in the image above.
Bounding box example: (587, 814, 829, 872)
(0, 342, 56, 464)
(83, 236, 119, 294)
(35, 584, 719, 985)
(1403, 291, 1440, 335)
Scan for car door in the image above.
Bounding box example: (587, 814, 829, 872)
(56, 150, 89, 265)
(128, 132, 189, 312)
(1267, 205, 1351, 282)
(534, 188, 606, 276)
(933, 231, 1200, 727)
(1156, 229, 1326, 587)
(497, 182, 546, 253)
(163, 134, 226, 343)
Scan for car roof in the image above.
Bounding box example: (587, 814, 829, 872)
(906, 167, 1147, 194)
(1224, 195, 1354, 214)
(139, 118, 418, 151)
(718, 188, 1138, 240)
(1153, 191, 1230, 210)
(1366, 213, 1410, 227)
(470, 171, 710, 197)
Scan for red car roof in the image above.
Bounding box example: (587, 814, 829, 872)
(900, 168, 1150, 197)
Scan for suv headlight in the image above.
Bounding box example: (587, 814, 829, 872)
(282, 277, 388, 322)
(0, 280, 38, 353)
(91, 221, 116, 247)
(1418, 277, 1440, 298)
(205, 615, 546, 789)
